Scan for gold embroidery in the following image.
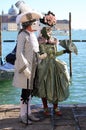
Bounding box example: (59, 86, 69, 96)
(19, 64, 27, 73)
(26, 13, 32, 21)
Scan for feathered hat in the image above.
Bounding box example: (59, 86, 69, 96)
(15, 1, 42, 24)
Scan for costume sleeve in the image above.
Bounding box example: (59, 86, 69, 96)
(55, 50, 65, 56)
(16, 32, 29, 73)
(39, 44, 46, 54)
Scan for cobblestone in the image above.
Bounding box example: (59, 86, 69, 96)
(0, 104, 86, 130)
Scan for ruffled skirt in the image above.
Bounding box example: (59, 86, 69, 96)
(33, 58, 70, 103)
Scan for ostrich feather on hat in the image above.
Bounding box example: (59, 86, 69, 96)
(15, 1, 43, 24)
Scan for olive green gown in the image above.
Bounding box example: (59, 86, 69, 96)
(34, 43, 70, 104)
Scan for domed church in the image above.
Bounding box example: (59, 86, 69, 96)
(8, 5, 17, 15)
(0, 5, 18, 31)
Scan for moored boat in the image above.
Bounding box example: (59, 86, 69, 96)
(0, 63, 14, 81)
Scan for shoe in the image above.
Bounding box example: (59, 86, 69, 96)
(54, 108, 62, 116)
(44, 108, 50, 116)
(19, 114, 32, 124)
(28, 114, 40, 121)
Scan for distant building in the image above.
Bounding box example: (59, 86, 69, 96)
(8, 5, 17, 15)
(1, 5, 18, 31)
(55, 20, 69, 31)
(0, 5, 69, 31)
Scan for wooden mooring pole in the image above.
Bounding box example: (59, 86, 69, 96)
(69, 12, 72, 77)
(0, 15, 2, 65)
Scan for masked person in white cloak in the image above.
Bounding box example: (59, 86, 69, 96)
(13, 1, 47, 124)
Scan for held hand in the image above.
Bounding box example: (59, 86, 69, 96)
(39, 53, 47, 59)
(23, 67, 31, 79)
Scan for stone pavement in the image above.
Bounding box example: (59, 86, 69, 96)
(0, 104, 86, 130)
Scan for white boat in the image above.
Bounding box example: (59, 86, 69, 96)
(0, 63, 14, 81)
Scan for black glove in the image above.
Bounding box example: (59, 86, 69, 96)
(63, 50, 71, 54)
(21, 89, 33, 104)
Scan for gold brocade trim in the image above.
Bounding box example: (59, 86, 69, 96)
(19, 64, 27, 73)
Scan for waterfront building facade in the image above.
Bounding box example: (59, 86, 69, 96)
(0, 5, 69, 31)
(0, 5, 18, 31)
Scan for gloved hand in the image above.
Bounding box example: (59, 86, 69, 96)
(23, 67, 31, 79)
(63, 50, 71, 54)
(39, 53, 47, 59)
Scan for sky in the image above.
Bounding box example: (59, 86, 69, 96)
(0, 0, 86, 29)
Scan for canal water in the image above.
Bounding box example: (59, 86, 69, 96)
(0, 30, 86, 105)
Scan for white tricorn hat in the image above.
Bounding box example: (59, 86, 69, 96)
(15, 1, 42, 24)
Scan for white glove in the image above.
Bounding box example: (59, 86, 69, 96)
(39, 53, 47, 59)
(23, 67, 31, 79)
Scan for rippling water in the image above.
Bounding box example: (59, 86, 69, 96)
(0, 30, 86, 105)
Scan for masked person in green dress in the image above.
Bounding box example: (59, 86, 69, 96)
(34, 15, 71, 116)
